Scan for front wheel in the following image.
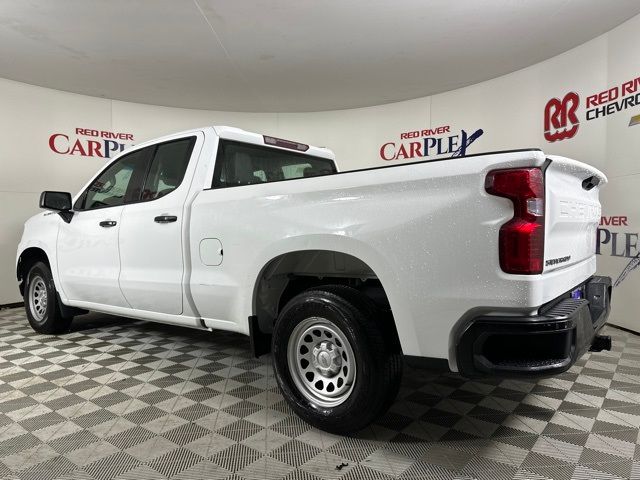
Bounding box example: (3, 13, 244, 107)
(24, 262, 73, 334)
(272, 285, 402, 434)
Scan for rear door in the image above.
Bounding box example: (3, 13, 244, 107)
(118, 134, 202, 315)
(544, 156, 607, 272)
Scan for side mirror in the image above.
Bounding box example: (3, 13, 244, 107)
(40, 191, 73, 223)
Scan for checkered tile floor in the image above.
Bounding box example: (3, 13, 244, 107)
(0, 307, 638, 480)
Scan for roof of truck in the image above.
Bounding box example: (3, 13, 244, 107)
(133, 125, 335, 162)
(213, 126, 335, 161)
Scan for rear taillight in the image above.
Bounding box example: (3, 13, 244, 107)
(485, 168, 545, 274)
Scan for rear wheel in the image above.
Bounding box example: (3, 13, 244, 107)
(24, 262, 73, 334)
(272, 285, 402, 434)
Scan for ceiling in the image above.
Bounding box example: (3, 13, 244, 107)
(1, 0, 639, 112)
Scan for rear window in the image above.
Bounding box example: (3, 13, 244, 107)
(212, 140, 336, 188)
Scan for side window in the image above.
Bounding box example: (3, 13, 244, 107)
(142, 137, 195, 201)
(81, 148, 150, 210)
(212, 141, 336, 188)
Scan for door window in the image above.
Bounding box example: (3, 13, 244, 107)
(80, 148, 150, 210)
(142, 138, 195, 201)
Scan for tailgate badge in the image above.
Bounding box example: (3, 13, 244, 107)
(546, 255, 571, 267)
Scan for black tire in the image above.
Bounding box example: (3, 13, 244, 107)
(23, 262, 73, 334)
(272, 285, 402, 434)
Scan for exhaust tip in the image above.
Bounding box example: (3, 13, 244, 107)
(590, 335, 612, 352)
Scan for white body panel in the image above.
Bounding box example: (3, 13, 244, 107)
(118, 132, 205, 319)
(16, 126, 607, 371)
(543, 155, 606, 272)
(57, 206, 129, 307)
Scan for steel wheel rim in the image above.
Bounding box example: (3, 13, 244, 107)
(287, 317, 356, 407)
(28, 275, 48, 322)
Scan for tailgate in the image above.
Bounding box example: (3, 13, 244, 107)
(544, 156, 607, 273)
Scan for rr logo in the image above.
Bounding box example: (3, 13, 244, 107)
(544, 92, 580, 142)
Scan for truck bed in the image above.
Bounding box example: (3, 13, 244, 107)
(187, 147, 605, 368)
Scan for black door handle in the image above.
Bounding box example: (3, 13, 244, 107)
(99, 220, 117, 228)
(154, 215, 178, 223)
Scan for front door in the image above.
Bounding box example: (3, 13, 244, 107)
(57, 147, 151, 307)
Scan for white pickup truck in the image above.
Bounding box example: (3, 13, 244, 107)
(16, 126, 612, 433)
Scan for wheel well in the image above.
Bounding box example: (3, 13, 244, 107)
(17, 247, 49, 296)
(252, 250, 400, 354)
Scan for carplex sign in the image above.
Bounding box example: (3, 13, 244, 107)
(379, 125, 484, 161)
(49, 128, 135, 158)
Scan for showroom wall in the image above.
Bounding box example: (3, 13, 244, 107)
(1, 14, 638, 332)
